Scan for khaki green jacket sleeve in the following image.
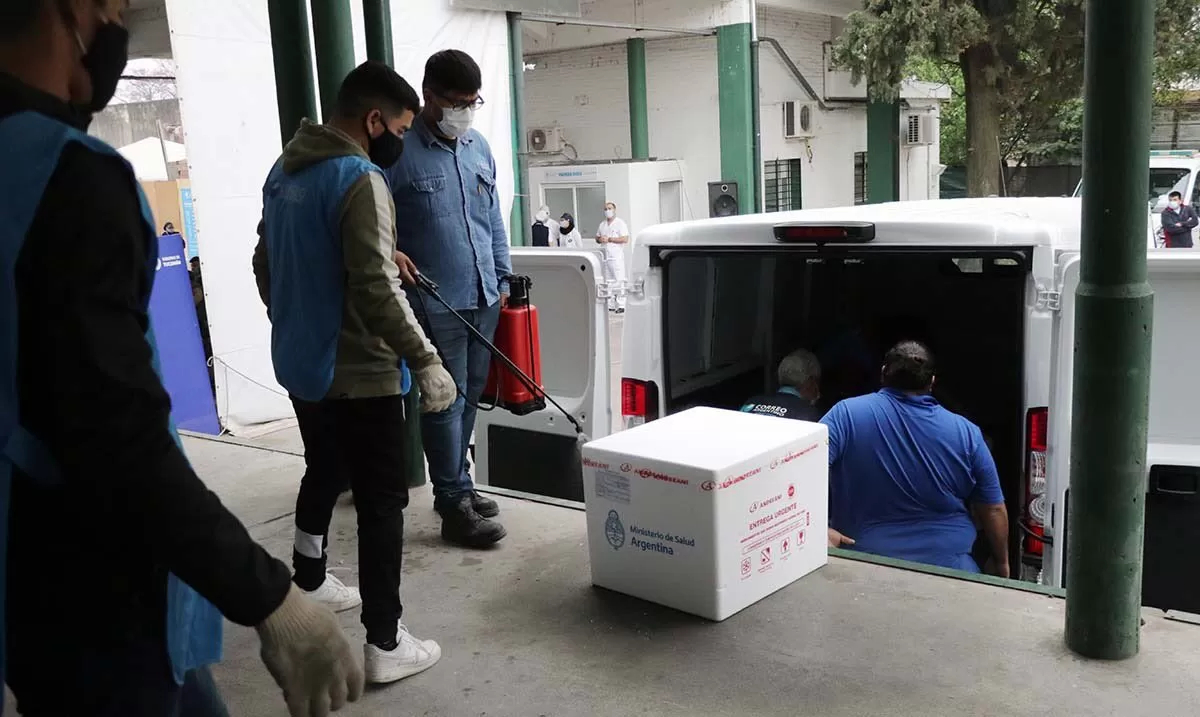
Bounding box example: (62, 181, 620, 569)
(340, 172, 441, 370)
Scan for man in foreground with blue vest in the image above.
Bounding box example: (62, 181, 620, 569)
(254, 61, 457, 686)
(0, 1, 363, 715)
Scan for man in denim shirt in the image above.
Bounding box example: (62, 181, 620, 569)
(389, 50, 511, 548)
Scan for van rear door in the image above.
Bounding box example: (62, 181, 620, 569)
(1046, 251, 1200, 613)
(473, 249, 612, 505)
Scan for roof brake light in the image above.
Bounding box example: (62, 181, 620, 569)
(773, 222, 876, 243)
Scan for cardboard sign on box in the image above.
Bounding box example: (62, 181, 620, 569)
(582, 406, 828, 621)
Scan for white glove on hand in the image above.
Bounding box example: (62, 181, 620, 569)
(415, 363, 456, 413)
(257, 584, 364, 717)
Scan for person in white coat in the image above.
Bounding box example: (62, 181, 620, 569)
(557, 212, 582, 248)
(596, 201, 629, 313)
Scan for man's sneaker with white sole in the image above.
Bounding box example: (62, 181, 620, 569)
(364, 625, 442, 684)
(301, 572, 362, 613)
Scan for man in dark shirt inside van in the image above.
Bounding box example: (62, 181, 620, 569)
(740, 349, 822, 422)
(820, 341, 1010, 576)
(1161, 190, 1198, 248)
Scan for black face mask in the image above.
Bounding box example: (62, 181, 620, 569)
(367, 125, 405, 169)
(78, 20, 130, 113)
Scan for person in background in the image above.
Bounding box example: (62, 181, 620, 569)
(162, 221, 177, 235)
(388, 49, 511, 549)
(740, 349, 822, 422)
(821, 341, 1010, 576)
(253, 60, 456, 685)
(557, 212, 581, 248)
(596, 201, 629, 313)
(190, 255, 214, 393)
(1161, 190, 1197, 248)
(0, 0, 362, 714)
(531, 205, 553, 248)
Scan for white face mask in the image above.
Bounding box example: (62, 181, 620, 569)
(559, 220, 570, 230)
(1170, 200, 1181, 210)
(604, 209, 615, 219)
(437, 106, 475, 139)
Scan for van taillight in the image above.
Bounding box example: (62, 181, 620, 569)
(1024, 407, 1049, 556)
(621, 378, 659, 427)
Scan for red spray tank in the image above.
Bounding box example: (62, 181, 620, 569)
(481, 275, 546, 416)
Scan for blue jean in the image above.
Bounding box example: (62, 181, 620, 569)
(418, 303, 501, 506)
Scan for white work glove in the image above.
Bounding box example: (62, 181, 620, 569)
(415, 362, 457, 413)
(256, 584, 364, 717)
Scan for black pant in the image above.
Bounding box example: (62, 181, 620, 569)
(292, 394, 408, 646)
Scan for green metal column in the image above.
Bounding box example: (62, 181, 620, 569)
(311, 0, 357, 120)
(267, 0, 318, 144)
(363, 0, 394, 66)
(866, 97, 899, 203)
(750, 37, 764, 212)
(508, 12, 530, 246)
(627, 38, 649, 160)
(717, 23, 757, 214)
(1064, 0, 1155, 661)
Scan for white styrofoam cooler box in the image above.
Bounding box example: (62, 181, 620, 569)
(581, 406, 828, 621)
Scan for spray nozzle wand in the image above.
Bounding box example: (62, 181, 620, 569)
(413, 273, 585, 437)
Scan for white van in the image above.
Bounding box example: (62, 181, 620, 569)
(1074, 150, 1200, 246)
(476, 197, 1200, 614)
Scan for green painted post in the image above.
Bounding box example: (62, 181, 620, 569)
(310, 0, 357, 121)
(402, 386, 426, 488)
(362, 0, 394, 66)
(717, 23, 757, 214)
(267, 0, 317, 144)
(1064, 0, 1155, 660)
(507, 12, 530, 246)
(359, 0, 423, 487)
(750, 38, 764, 212)
(866, 98, 899, 203)
(627, 38, 649, 160)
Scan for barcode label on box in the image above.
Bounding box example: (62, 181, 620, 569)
(596, 470, 631, 504)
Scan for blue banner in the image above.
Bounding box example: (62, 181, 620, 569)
(180, 187, 199, 260)
(148, 233, 221, 435)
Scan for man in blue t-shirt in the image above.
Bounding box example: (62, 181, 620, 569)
(820, 341, 1010, 576)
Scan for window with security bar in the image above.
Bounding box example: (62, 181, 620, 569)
(854, 152, 868, 205)
(764, 159, 803, 213)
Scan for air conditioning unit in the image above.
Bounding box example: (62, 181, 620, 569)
(528, 126, 564, 154)
(783, 101, 818, 139)
(904, 113, 934, 146)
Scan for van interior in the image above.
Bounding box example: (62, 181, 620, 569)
(661, 247, 1031, 571)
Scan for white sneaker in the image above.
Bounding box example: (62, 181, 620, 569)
(302, 572, 362, 613)
(364, 625, 442, 684)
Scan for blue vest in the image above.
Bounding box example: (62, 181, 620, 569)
(0, 111, 222, 693)
(262, 153, 412, 400)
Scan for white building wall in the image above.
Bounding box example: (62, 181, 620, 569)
(756, 6, 866, 209)
(525, 36, 720, 220)
(524, 5, 941, 216)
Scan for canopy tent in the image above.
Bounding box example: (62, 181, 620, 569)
(118, 136, 187, 181)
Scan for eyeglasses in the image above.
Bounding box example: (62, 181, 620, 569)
(436, 91, 485, 111)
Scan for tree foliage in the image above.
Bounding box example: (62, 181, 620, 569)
(834, 0, 1200, 196)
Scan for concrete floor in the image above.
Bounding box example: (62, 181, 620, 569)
(176, 435, 1200, 717)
